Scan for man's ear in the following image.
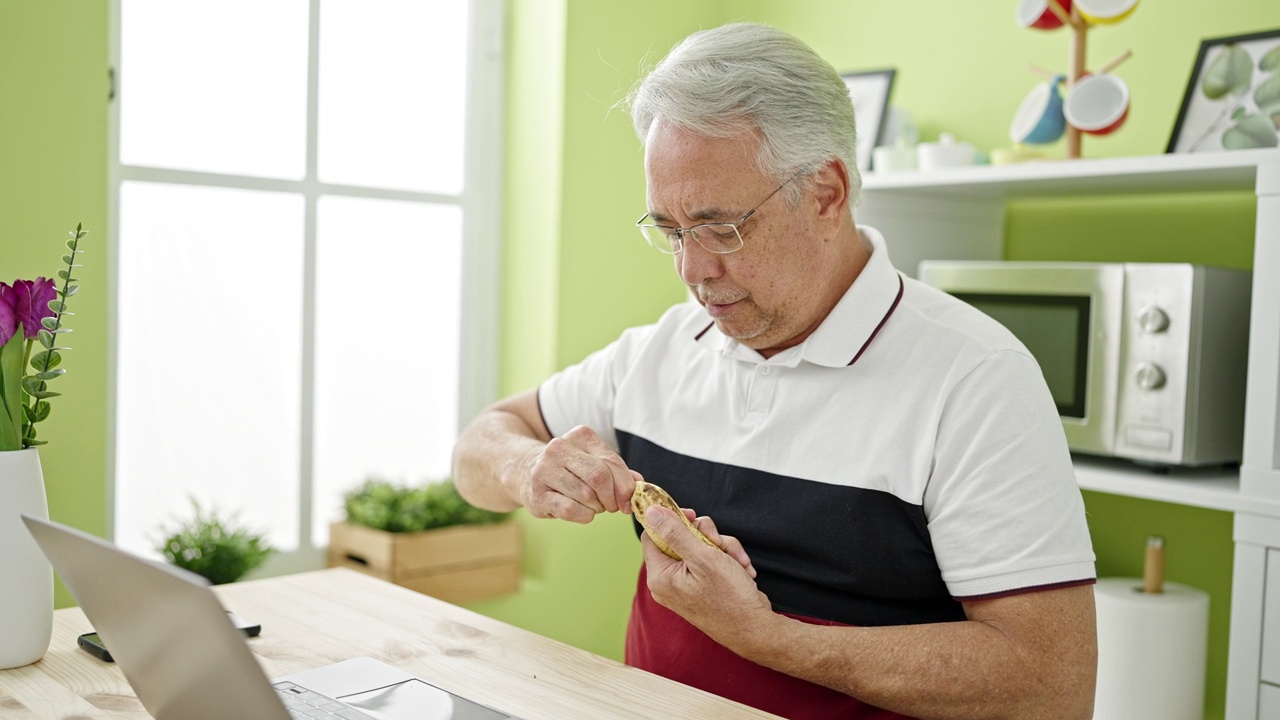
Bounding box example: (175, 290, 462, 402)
(810, 158, 851, 222)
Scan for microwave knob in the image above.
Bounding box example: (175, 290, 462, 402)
(1134, 362, 1167, 391)
(1137, 306, 1170, 334)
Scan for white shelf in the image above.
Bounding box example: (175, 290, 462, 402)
(862, 148, 1277, 198)
(1072, 456, 1280, 519)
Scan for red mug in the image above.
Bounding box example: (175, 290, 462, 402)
(1016, 0, 1074, 30)
(1064, 73, 1130, 135)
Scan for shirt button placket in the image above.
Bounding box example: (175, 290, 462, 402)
(746, 364, 776, 425)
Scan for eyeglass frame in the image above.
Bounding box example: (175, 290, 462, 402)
(635, 171, 804, 255)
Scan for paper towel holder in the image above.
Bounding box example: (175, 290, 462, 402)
(1142, 534, 1164, 594)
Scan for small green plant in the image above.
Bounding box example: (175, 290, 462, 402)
(343, 478, 510, 533)
(156, 499, 274, 585)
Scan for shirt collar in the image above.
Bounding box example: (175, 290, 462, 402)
(693, 226, 903, 368)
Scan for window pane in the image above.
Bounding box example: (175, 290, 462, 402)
(312, 196, 462, 543)
(115, 182, 305, 555)
(120, 0, 309, 178)
(317, 0, 468, 194)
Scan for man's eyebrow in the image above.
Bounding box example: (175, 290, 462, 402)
(649, 206, 735, 225)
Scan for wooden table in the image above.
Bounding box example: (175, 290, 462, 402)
(0, 568, 781, 719)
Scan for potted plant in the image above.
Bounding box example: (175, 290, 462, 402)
(155, 498, 274, 585)
(328, 478, 520, 604)
(0, 224, 86, 669)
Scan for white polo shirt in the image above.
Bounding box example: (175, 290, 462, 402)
(540, 227, 1095, 626)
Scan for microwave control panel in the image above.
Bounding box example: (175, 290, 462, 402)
(1115, 264, 1251, 466)
(1116, 264, 1193, 460)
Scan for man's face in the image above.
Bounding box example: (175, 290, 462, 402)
(643, 121, 838, 356)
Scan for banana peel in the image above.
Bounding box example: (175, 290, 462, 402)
(631, 480, 722, 560)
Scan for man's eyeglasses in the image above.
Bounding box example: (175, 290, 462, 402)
(635, 173, 801, 255)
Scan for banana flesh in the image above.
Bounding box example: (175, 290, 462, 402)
(631, 480, 721, 560)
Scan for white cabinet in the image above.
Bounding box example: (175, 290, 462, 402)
(859, 148, 1280, 720)
(1259, 683, 1280, 720)
(1232, 518, 1280, 719)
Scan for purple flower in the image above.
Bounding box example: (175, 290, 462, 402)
(0, 286, 15, 346)
(0, 278, 57, 342)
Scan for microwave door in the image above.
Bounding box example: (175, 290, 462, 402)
(957, 292, 1092, 419)
(918, 262, 1126, 457)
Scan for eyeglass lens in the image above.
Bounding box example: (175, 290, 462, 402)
(641, 223, 742, 254)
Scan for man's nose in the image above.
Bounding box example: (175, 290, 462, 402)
(677, 236, 725, 286)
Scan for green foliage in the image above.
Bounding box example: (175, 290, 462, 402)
(1222, 113, 1280, 149)
(1261, 43, 1280, 74)
(0, 224, 84, 450)
(1202, 43, 1252, 100)
(342, 478, 510, 533)
(1254, 74, 1280, 122)
(21, 224, 86, 447)
(156, 499, 274, 585)
(1189, 43, 1280, 151)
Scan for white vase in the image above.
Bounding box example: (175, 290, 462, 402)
(0, 448, 54, 669)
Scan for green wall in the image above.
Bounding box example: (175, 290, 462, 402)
(739, 0, 1280, 160)
(475, 0, 723, 660)
(1, 1, 110, 609)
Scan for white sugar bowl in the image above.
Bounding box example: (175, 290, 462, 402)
(917, 133, 976, 172)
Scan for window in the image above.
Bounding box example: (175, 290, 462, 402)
(109, 0, 502, 570)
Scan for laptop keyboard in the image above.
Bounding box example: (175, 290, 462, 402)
(274, 681, 373, 720)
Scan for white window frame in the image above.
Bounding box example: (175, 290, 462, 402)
(105, 0, 504, 573)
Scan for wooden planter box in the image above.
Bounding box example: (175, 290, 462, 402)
(327, 520, 521, 604)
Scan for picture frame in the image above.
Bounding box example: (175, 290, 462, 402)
(841, 69, 896, 172)
(1167, 29, 1280, 153)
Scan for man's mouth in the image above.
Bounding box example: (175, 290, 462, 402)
(701, 295, 745, 318)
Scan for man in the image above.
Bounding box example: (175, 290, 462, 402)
(453, 22, 1096, 720)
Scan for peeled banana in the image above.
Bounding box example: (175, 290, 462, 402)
(631, 480, 721, 560)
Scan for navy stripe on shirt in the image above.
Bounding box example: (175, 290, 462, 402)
(618, 430, 965, 627)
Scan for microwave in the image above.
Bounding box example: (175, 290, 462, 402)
(917, 261, 1252, 467)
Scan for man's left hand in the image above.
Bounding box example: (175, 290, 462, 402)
(640, 506, 772, 643)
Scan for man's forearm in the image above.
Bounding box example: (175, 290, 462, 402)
(451, 409, 544, 513)
(722, 587, 1096, 720)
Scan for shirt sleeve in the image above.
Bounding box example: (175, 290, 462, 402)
(923, 348, 1097, 599)
(537, 322, 659, 452)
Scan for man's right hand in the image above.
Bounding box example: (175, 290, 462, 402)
(518, 424, 639, 524)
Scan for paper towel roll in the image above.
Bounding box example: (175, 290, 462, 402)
(1093, 577, 1209, 720)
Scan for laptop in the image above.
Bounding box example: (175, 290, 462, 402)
(22, 515, 517, 720)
